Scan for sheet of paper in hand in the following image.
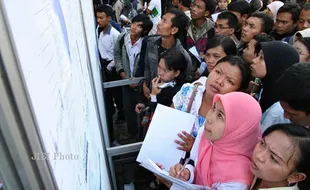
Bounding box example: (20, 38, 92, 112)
(140, 158, 212, 190)
(137, 104, 195, 170)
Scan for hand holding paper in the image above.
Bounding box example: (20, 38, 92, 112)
(169, 163, 190, 182)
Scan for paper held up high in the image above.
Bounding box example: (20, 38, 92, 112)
(136, 104, 195, 170)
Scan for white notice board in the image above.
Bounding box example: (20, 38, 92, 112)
(2, 0, 110, 189)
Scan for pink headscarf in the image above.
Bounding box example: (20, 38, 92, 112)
(195, 92, 262, 186)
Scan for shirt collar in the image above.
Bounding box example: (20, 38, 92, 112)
(192, 19, 208, 30)
(100, 24, 112, 35)
(126, 34, 142, 46)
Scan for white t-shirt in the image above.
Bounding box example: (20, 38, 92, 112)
(147, 0, 161, 24)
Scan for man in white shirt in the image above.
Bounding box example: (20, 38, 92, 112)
(146, 0, 162, 35)
(95, 5, 124, 143)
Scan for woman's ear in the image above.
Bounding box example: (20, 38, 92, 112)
(287, 172, 307, 185)
(174, 70, 181, 78)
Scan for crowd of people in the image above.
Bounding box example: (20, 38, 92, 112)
(94, 0, 310, 189)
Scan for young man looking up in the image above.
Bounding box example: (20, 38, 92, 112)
(242, 33, 274, 64)
(139, 8, 192, 99)
(228, 0, 251, 40)
(239, 12, 274, 54)
(114, 14, 153, 139)
(96, 5, 124, 143)
(187, 0, 216, 56)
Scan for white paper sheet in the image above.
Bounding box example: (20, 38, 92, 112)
(140, 158, 211, 190)
(137, 104, 195, 170)
(211, 12, 221, 22)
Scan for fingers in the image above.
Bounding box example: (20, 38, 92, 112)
(177, 133, 188, 142)
(182, 131, 194, 140)
(169, 166, 177, 177)
(156, 163, 164, 170)
(152, 77, 160, 86)
(250, 81, 259, 86)
(174, 140, 187, 151)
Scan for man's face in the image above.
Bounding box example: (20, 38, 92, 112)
(191, 0, 207, 19)
(275, 12, 295, 35)
(214, 19, 234, 36)
(96, 12, 110, 28)
(241, 17, 262, 43)
(229, 11, 247, 29)
(157, 13, 176, 37)
(280, 101, 310, 126)
(297, 10, 310, 30)
(130, 21, 144, 36)
(242, 39, 258, 64)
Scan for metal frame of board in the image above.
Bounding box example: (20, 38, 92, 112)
(0, 2, 57, 189)
(0, 0, 113, 189)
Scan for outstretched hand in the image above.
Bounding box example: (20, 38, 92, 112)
(174, 130, 195, 152)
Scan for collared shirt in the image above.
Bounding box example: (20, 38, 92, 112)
(96, 24, 120, 61)
(191, 19, 209, 42)
(125, 34, 142, 76)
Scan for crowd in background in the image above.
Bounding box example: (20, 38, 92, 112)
(93, 0, 310, 189)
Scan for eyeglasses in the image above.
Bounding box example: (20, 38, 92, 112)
(214, 24, 231, 30)
(157, 65, 172, 73)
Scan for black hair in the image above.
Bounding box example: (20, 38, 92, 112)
(180, 0, 191, 9)
(228, 0, 251, 16)
(95, 4, 113, 17)
(274, 63, 310, 115)
(160, 50, 188, 83)
(253, 34, 275, 55)
(202, 0, 217, 14)
(250, 12, 274, 34)
(295, 36, 310, 53)
(206, 35, 237, 55)
(132, 14, 153, 37)
(263, 124, 310, 190)
(217, 11, 239, 30)
(302, 3, 310, 11)
(277, 3, 301, 23)
(249, 0, 262, 14)
(216, 55, 251, 91)
(166, 8, 190, 48)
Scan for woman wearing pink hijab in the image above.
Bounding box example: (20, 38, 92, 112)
(169, 92, 262, 189)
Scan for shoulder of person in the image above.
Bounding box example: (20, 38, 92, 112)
(146, 35, 161, 43)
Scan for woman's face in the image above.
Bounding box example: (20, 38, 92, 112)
(251, 50, 267, 78)
(293, 40, 310, 62)
(205, 46, 227, 73)
(206, 61, 242, 98)
(157, 58, 179, 82)
(204, 100, 226, 141)
(251, 131, 298, 182)
(218, 0, 228, 11)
